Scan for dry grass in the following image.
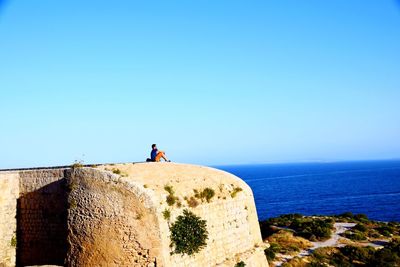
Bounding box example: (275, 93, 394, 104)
(281, 256, 310, 267)
(186, 196, 199, 208)
(268, 230, 313, 255)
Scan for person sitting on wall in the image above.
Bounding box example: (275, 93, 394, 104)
(147, 144, 171, 162)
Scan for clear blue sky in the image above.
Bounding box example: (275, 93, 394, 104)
(1, 0, 399, 168)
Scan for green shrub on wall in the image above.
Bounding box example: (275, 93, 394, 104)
(194, 188, 216, 203)
(10, 235, 17, 247)
(235, 261, 246, 267)
(170, 209, 208, 255)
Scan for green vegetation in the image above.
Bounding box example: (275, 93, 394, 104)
(164, 185, 174, 195)
(264, 242, 281, 261)
(71, 160, 84, 169)
(377, 224, 396, 237)
(112, 168, 121, 175)
(263, 214, 333, 241)
(194, 188, 216, 202)
(166, 195, 177, 206)
(230, 187, 243, 198)
(341, 230, 367, 241)
(291, 218, 333, 241)
(353, 223, 367, 232)
(234, 261, 246, 267)
(67, 181, 77, 192)
(164, 185, 179, 207)
(260, 213, 400, 266)
(304, 239, 400, 266)
(10, 235, 17, 247)
(169, 209, 208, 255)
(335, 212, 371, 223)
(111, 168, 128, 177)
(201, 188, 215, 202)
(163, 209, 171, 220)
(335, 213, 400, 239)
(266, 230, 312, 257)
(69, 199, 77, 209)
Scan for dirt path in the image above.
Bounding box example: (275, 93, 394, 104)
(273, 222, 356, 266)
(312, 222, 356, 249)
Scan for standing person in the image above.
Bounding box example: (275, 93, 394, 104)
(150, 144, 171, 162)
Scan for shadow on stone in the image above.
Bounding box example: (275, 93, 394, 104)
(16, 178, 68, 266)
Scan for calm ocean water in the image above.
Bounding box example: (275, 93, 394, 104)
(216, 160, 400, 222)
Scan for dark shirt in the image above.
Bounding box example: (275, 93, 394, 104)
(151, 149, 158, 161)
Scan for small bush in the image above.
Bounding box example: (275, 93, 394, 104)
(164, 185, 174, 195)
(235, 261, 246, 267)
(112, 168, 121, 175)
(10, 235, 17, 247)
(231, 187, 243, 198)
(377, 225, 395, 237)
(169, 209, 208, 255)
(291, 218, 333, 241)
(343, 230, 367, 241)
(264, 242, 280, 261)
(354, 213, 369, 222)
(201, 188, 215, 202)
(353, 223, 367, 232)
(71, 160, 84, 169)
(163, 209, 171, 220)
(166, 195, 177, 206)
(339, 212, 354, 219)
(340, 245, 375, 263)
(194, 188, 216, 202)
(288, 243, 300, 252)
(164, 185, 180, 206)
(266, 214, 333, 241)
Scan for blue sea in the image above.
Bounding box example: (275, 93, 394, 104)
(216, 160, 400, 222)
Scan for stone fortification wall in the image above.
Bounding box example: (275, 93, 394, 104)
(96, 163, 268, 267)
(0, 172, 19, 267)
(66, 168, 163, 267)
(0, 163, 268, 267)
(17, 169, 69, 266)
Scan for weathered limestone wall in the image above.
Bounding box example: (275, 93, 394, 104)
(95, 163, 268, 267)
(168, 197, 266, 267)
(0, 163, 268, 267)
(0, 172, 19, 267)
(66, 168, 163, 267)
(17, 169, 68, 266)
